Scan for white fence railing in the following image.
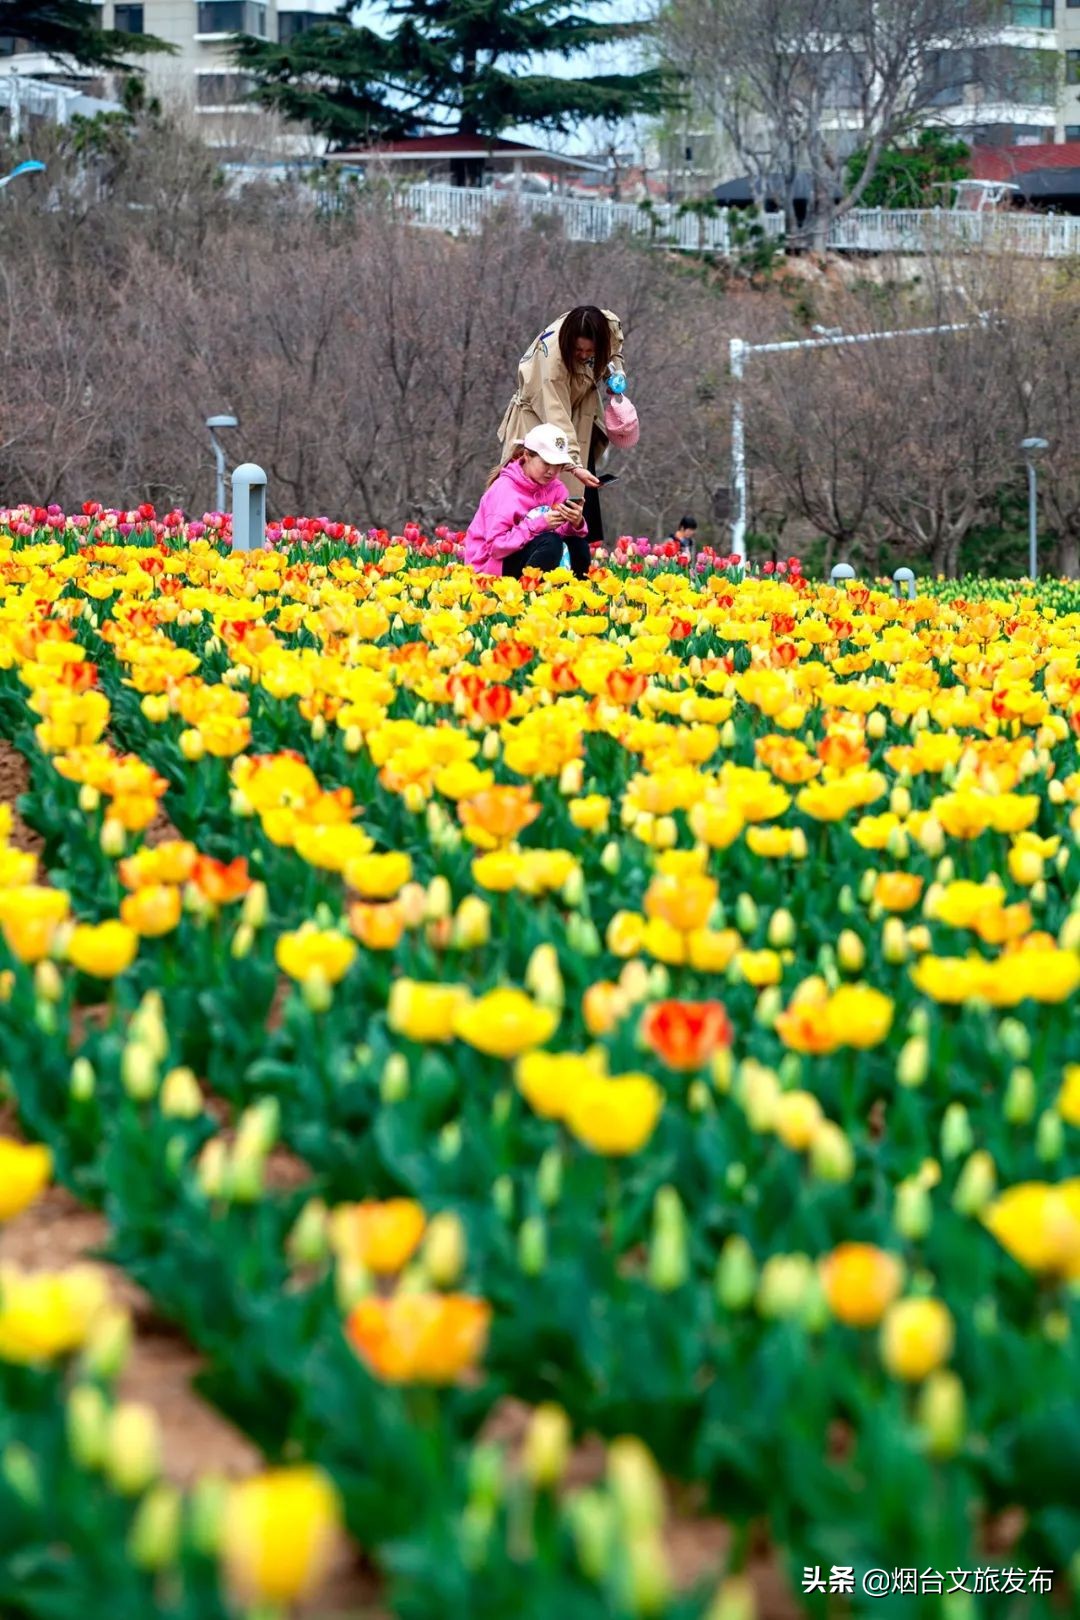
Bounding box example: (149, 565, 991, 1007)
(360, 183, 1080, 260)
(0, 74, 120, 138)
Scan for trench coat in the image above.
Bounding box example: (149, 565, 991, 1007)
(497, 309, 625, 471)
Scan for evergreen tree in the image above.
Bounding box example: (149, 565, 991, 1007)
(3, 0, 173, 70)
(231, 0, 677, 169)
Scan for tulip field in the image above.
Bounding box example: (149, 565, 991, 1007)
(0, 502, 1079, 1619)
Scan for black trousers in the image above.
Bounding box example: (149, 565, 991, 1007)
(502, 529, 591, 579)
(583, 433, 604, 544)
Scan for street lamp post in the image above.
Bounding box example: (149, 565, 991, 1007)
(729, 315, 992, 564)
(206, 415, 238, 514)
(1020, 437, 1048, 582)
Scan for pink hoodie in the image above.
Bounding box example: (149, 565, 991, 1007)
(464, 458, 588, 576)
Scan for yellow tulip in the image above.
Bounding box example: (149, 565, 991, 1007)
(387, 978, 472, 1043)
(880, 1297, 954, 1382)
(452, 987, 558, 1060)
(565, 1073, 664, 1156)
(66, 920, 139, 979)
(0, 1140, 52, 1221)
(275, 925, 357, 985)
(223, 1467, 342, 1604)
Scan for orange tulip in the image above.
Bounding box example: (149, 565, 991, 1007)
(640, 999, 733, 1071)
(347, 1293, 491, 1384)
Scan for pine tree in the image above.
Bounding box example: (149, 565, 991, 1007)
(231, 0, 677, 170)
(3, 0, 173, 70)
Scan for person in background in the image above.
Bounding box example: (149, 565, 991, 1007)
(497, 305, 628, 545)
(666, 515, 698, 550)
(465, 423, 590, 579)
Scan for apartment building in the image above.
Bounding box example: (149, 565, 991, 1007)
(0, 0, 338, 142)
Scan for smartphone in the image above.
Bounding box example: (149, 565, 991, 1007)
(598, 473, 619, 486)
(564, 494, 585, 508)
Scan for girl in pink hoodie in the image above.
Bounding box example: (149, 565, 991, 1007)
(465, 422, 591, 579)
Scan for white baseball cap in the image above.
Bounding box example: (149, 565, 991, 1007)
(517, 422, 574, 465)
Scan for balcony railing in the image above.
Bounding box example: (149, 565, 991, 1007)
(326, 183, 1080, 259)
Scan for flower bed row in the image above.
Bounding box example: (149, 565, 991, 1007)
(0, 512, 1078, 1618)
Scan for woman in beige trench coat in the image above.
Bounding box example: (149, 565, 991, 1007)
(497, 305, 625, 543)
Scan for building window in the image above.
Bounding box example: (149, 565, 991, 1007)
(1067, 124, 1080, 137)
(1068, 49, 1080, 83)
(277, 10, 324, 41)
(196, 1, 265, 32)
(196, 71, 255, 105)
(114, 3, 144, 31)
(1008, 0, 1053, 22)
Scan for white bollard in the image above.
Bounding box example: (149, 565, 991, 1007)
(231, 463, 267, 553)
(893, 566, 916, 600)
(830, 563, 855, 584)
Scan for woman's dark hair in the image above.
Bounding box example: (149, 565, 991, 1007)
(559, 306, 613, 378)
(678, 515, 698, 531)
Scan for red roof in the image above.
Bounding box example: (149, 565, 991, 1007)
(972, 142, 1080, 180)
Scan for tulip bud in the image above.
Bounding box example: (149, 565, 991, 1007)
(380, 1052, 409, 1103)
(1036, 1108, 1064, 1164)
(160, 1066, 202, 1120)
(197, 1136, 229, 1200)
(720, 719, 736, 748)
(241, 881, 268, 933)
(715, 1234, 757, 1312)
(754, 985, 783, 1030)
(452, 894, 491, 950)
(343, 724, 363, 754)
(710, 1047, 733, 1094)
(128, 1483, 182, 1571)
(518, 1214, 547, 1276)
(1, 1443, 41, 1507)
(523, 1403, 571, 1490)
(648, 1187, 689, 1292)
(810, 1121, 854, 1183)
(708, 1577, 758, 1620)
(178, 729, 205, 764)
(525, 943, 564, 1009)
(767, 908, 795, 949)
(80, 1305, 133, 1382)
(566, 914, 602, 957)
(67, 1383, 109, 1469)
(437, 1121, 462, 1161)
(882, 917, 908, 964)
(100, 818, 126, 857)
(104, 1403, 161, 1496)
(70, 1056, 96, 1102)
(492, 1174, 514, 1221)
(894, 1176, 933, 1241)
(1003, 1066, 1035, 1126)
(188, 1473, 229, 1557)
(952, 1150, 996, 1217)
(423, 1211, 467, 1287)
(836, 929, 865, 974)
(34, 959, 63, 1004)
(890, 785, 911, 819)
(288, 1198, 329, 1267)
(997, 1018, 1031, 1062)
(424, 876, 452, 922)
(537, 1146, 563, 1208)
(627, 1531, 671, 1617)
(897, 1035, 929, 1089)
(607, 1437, 664, 1532)
(121, 1040, 159, 1103)
(559, 759, 585, 796)
(735, 893, 758, 935)
(569, 1489, 617, 1583)
(301, 967, 333, 1013)
(229, 921, 255, 960)
(481, 730, 500, 760)
(1059, 912, 1080, 953)
(940, 1103, 973, 1162)
(561, 865, 586, 909)
(917, 818, 945, 857)
(79, 783, 101, 813)
(600, 840, 621, 874)
(739, 1061, 779, 1130)
(228, 1151, 264, 1204)
(688, 1079, 711, 1114)
(756, 1253, 813, 1320)
(234, 1097, 279, 1162)
(916, 1369, 966, 1460)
